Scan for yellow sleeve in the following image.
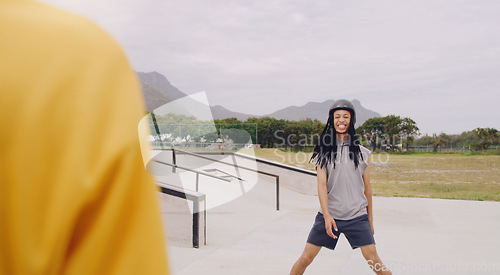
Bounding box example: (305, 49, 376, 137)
(0, 1, 169, 274)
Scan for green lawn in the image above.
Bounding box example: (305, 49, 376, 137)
(246, 149, 500, 201)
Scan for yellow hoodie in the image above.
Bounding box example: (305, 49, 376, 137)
(0, 1, 169, 274)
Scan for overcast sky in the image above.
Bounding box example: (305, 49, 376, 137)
(41, 0, 500, 135)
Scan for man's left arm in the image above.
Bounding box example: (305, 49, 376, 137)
(363, 159, 374, 235)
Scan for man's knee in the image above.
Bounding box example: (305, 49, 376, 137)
(361, 245, 378, 262)
(364, 253, 378, 263)
(299, 252, 316, 266)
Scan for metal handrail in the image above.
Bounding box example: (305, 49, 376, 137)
(233, 152, 316, 176)
(152, 159, 231, 192)
(173, 148, 315, 176)
(169, 148, 281, 211)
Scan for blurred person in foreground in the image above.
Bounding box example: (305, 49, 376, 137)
(0, 1, 169, 274)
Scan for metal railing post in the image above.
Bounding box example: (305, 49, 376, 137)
(276, 176, 280, 211)
(193, 200, 200, 248)
(172, 149, 177, 173)
(204, 200, 207, 245)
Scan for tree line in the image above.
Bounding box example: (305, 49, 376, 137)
(414, 128, 500, 152)
(149, 113, 499, 152)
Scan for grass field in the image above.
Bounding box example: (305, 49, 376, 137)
(245, 148, 500, 202)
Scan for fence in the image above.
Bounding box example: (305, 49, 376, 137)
(150, 142, 260, 150)
(408, 145, 499, 153)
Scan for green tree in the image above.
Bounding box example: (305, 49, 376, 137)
(149, 112, 207, 143)
(446, 131, 480, 149)
(383, 115, 403, 151)
(414, 134, 432, 146)
(400, 117, 420, 151)
(472, 127, 499, 151)
(357, 115, 417, 152)
(357, 117, 385, 151)
(246, 117, 286, 148)
(215, 117, 241, 124)
(215, 117, 258, 145)
(431, 133, 448, 152)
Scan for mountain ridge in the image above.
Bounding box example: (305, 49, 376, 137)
(137, 71, 381, 125)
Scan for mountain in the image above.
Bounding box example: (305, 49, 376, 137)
(136, 71, 187, 112)
(137, 71, 381, 125)
(264, 99, 381, 125)
(139, 82, 172, 112)
(210, 99, 380, 126)
(210, 105, 255, 121)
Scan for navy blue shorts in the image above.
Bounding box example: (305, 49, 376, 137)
(307, 212, 375, 250)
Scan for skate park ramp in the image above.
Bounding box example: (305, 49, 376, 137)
(155, 150, 500, 275)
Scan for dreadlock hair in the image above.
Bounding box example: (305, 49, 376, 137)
(309, 111, 363, 170)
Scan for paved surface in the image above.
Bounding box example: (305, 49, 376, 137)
(161, 175, 500, 275)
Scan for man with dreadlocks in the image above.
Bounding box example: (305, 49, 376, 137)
(290, 99, 391, 275)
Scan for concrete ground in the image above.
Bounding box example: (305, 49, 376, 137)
(160, 175, 500, 275)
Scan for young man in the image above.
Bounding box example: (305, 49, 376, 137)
(290, 99, 391, 275)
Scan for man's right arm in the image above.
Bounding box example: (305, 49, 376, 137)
(317, 166, 338, 239)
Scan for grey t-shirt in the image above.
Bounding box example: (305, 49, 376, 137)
(316, 142, 371, 220)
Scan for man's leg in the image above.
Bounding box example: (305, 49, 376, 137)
(290, 243, 321, 275)
(360, 244, 392, 275)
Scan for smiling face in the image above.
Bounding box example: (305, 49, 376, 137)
(333, 109, 351, 134)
